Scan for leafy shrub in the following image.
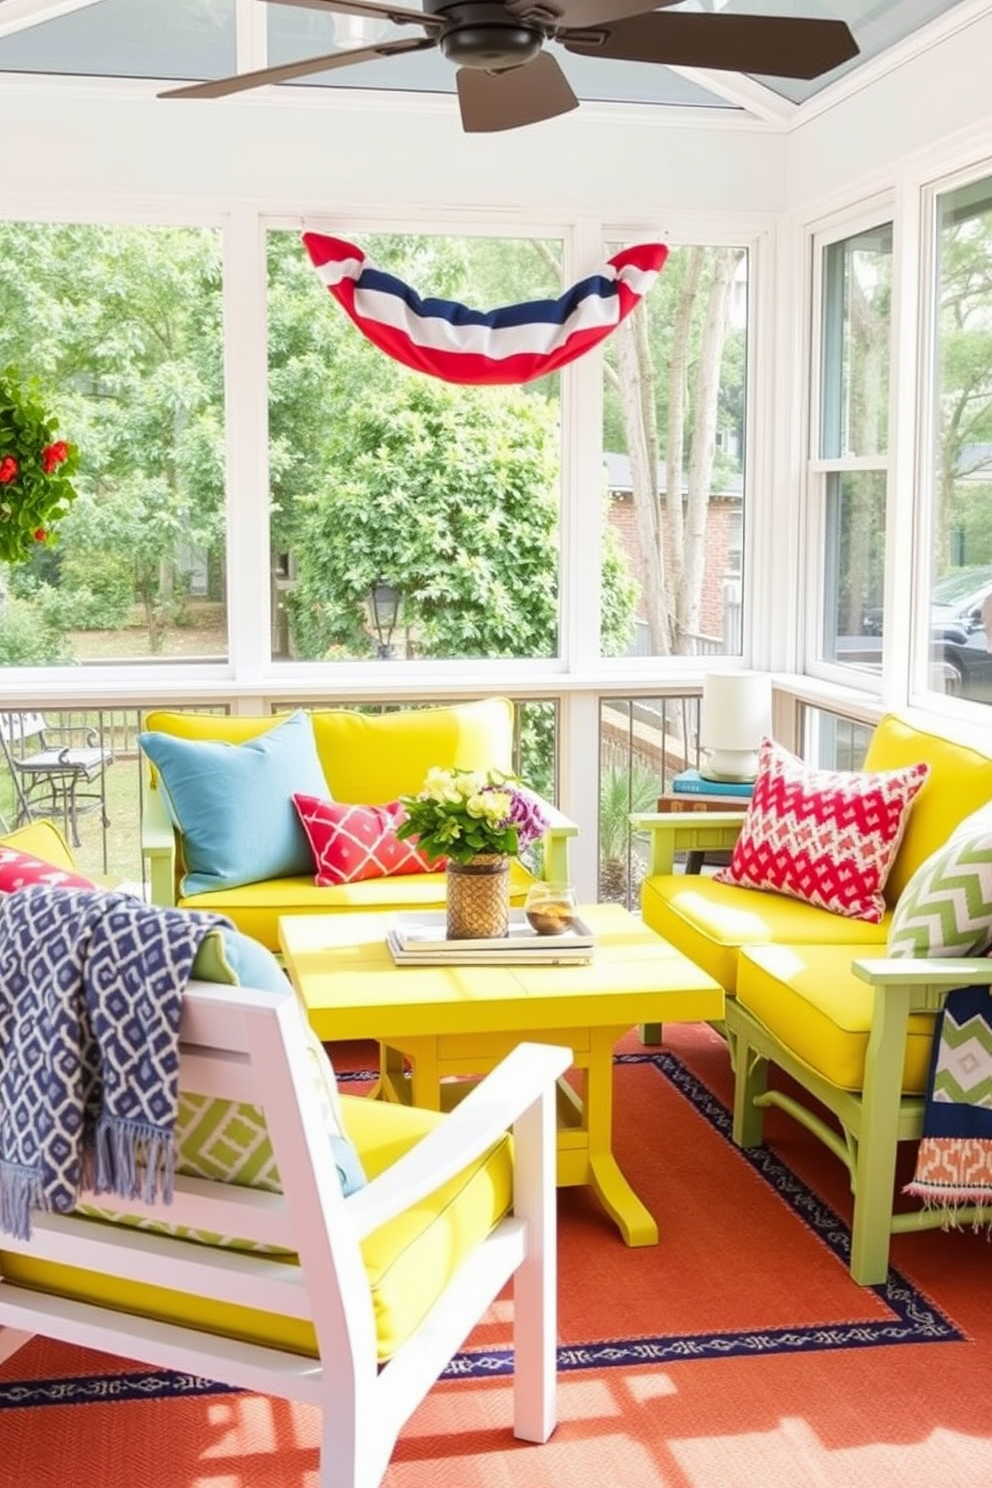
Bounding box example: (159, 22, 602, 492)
(0, 593, 71, 665)
(58, 550, 134, 630)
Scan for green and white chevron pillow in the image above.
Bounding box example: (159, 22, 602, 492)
(888, 804, 992, 958)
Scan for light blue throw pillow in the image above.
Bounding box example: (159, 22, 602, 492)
(138, 711, 328, 896)
(193, 924, 367, 1196)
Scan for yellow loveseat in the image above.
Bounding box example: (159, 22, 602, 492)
(141, 696, 577, 951)
(631, 713, 992, 1283)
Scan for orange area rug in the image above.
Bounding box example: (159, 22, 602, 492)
(3, 1023, 991, 1488)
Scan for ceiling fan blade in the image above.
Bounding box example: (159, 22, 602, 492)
(508, 0, 681, 31)
(562, 12, 859, 81)
(456, 52, 578, 134)
(256, 0, 443, 29)
(159, 35, 436, 99)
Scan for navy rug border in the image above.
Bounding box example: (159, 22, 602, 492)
(0, 1052, 962, 1409)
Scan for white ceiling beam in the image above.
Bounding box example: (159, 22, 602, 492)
(235, 0, 268, 74)
(0, 0, 105, 41)
(668, 65, 797, 125)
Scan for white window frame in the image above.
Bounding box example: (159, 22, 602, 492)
(803, 192, 896, 700)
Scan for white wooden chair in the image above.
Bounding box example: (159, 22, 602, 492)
(0, 980, 570, 1488)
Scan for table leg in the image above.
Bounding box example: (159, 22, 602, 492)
(584, 1029, 659, 1247)
(404, 1039, 443, 1112)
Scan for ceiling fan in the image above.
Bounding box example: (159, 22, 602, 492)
(160, 0, 859, 135)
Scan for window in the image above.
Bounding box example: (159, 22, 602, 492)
(266, 229, 564, 664)
(924, 173, 992, 707)
(813, 221, 892, 680)
(601, 243, 749, 661)
(0, 222, 227, 667)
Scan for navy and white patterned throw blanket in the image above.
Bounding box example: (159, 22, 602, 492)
(0, 886, 230, 1240)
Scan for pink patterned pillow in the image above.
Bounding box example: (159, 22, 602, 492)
(713, 738, 929, 922)
(0, 847, 96, 894)
(292, 795, 441, 886)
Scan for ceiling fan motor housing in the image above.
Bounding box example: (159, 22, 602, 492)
(430, 0, 546, 70)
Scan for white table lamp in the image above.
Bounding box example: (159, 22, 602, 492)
(698, 671, 773, 783)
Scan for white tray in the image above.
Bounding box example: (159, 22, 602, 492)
(386, 909, 595, 965)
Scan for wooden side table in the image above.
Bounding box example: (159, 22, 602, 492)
(655, 790, 750, 873)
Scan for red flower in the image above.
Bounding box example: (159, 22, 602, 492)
(0, 456, 18, 484)
(33, 528, 47, 542)
(41, 441, 69, 474)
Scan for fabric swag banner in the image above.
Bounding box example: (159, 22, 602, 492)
(301, 232, 668, 386)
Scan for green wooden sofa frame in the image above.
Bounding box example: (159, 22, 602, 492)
(629, 714, 992, 1283)
(727, 955, 992, 1285)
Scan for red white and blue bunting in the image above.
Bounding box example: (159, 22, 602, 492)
(301, 232, 668, 386)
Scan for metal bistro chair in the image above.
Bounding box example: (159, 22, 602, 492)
(0, 712, 113, 847)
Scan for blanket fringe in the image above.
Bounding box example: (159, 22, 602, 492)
(92, 1117, 176, 1205)
(0, 1161, 44, 1242)
(903, 1183, 992, 1232)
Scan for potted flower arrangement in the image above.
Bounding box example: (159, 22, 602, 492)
(0, 369, 79, 566)
(397, 766, 549, 940)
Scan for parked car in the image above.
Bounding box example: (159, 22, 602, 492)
(861, 566, 992, 702)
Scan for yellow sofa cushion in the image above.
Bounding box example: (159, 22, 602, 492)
(641, 873, 887, 994)
(143, 697, 515, 805)
(865, 714, 992, 905)
(177, 856, 537, 952)
(0, 819, 77, 870)
(736, 942, 935, 1093)
(311, 697, 515, 803)
(0, 1093, 513, 1364)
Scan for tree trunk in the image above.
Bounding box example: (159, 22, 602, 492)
(666, 249, 705, 626)
(677, 248, 739, 647)
(616, 312, 669, 652)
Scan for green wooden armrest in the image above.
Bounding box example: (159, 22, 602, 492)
(536, 798, 579, 884)
(141, 781, 178, 908)
(852, 956, 992, 1011)
(629, 810, 745, 875)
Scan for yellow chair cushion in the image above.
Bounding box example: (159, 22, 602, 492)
(641, 873, 887, 994)
(177, 857, 537, 951)
(865, 713, 992, 905)
(143, 698, 515, 806)
(736, 942, 936, 1093)
(0, 819, 77, 870)
(1, 1094, 513, 1365)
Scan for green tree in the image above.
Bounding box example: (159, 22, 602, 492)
(288, 372, 635, 660)
(937, 205, 992, 571)
(0, 222, 225, 653)
(268, 228, 636, 663)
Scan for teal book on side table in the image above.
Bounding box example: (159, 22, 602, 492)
(660, 772, 753, 874)
(671, 768, 755, 800)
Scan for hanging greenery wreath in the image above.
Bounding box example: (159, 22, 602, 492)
(0, 368, 79, 566)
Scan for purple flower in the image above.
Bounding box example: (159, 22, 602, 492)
(507, 785, 550, 852)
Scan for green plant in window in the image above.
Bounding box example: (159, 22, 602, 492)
(0, 369, 79, 566)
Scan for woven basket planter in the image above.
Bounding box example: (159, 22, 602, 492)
(446, 853, 510, 940)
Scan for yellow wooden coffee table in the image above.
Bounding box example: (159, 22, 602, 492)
(279, 902, 723, 1247)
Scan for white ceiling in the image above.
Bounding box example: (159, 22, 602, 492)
(0, 0, 981, 124)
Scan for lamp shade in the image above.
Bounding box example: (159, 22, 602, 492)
(698, 671, 772, 783)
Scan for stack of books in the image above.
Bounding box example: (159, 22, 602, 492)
(671, 768, 754, 799)
(386, 910, 595, 966)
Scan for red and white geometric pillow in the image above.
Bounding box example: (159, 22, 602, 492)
(292, 795, 441, 887)
(0, 847, 97, 895)
(714, 737, 930, 923)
